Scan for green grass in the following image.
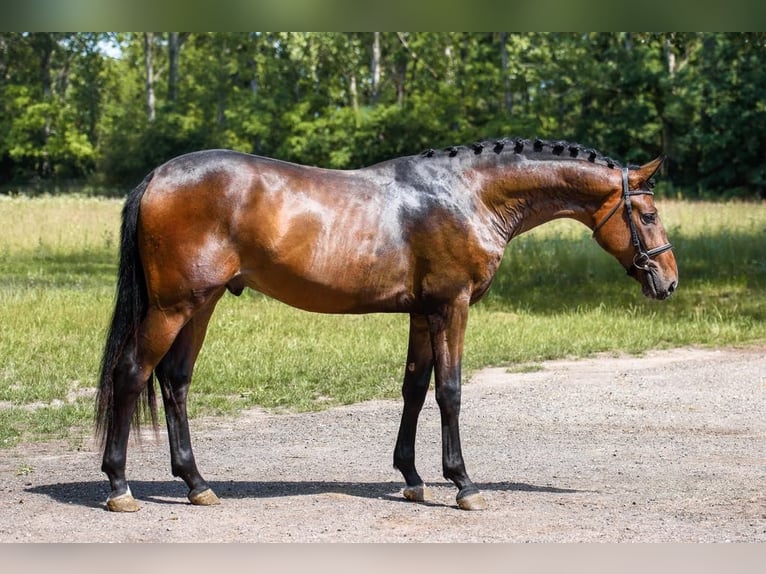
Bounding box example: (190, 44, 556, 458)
(0, 195, 764, 447)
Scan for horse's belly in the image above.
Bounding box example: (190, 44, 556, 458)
(241, 258, 412, 314)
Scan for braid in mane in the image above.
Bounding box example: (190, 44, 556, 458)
(419, 136, 623, 169)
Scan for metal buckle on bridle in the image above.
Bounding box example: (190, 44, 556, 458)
(632, 251, 652, 272)
(592, 167, 673, 271)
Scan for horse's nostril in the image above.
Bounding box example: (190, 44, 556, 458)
(668, 280, 677, 294)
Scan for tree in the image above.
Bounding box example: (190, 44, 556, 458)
(1, 32, 764, 197)
(0, 33, 101, 182)
(143, 32, 156, 123)
(167, 32, 187, 105)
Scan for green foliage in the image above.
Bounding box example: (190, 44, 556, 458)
(2, 32, 766, 197)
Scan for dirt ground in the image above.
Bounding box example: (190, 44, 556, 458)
(1, 346, 764, 542)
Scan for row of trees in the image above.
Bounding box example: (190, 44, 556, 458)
(1, 32, 765, 197)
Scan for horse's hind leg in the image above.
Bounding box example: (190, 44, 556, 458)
(393, 314, 434, 502)
(101, 307, 189, 512)
(155, 295, 222, 506)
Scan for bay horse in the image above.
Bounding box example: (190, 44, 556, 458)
(96, 137, 677, 512)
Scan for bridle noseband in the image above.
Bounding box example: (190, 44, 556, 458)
(592, 167, 673, 271)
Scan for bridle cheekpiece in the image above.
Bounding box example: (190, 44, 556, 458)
(592, 167, 673, 271)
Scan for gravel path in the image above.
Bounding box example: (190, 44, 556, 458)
(1, 346, 764, 542)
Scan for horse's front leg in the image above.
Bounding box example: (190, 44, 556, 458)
(394, 313, 434, 502)
(427, 297, 487, 510)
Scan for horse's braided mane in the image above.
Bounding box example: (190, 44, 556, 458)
(419, 137, 623, 169)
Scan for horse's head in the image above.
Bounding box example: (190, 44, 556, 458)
(591, 156, 678, 300)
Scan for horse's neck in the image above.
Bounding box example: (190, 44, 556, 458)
(477, 161, 617, 242)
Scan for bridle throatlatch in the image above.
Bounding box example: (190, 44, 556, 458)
(592, 167, 673, 271)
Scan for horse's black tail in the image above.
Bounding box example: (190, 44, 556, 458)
(95, 171, 157, 445)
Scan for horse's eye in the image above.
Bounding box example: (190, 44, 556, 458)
(640, 212, 657, 225)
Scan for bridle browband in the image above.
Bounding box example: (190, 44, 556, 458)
(592, 167, 673, 271)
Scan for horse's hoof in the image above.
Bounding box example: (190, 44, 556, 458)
(456, 491, 488, 511)
(106, 491, 140, 512)
(188, 488, 220, 506)
(402, 484, 432, 503)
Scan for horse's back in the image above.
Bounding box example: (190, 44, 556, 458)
(138, 150, 417, 313)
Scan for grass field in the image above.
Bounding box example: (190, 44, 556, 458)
(0, 195, 764, 448)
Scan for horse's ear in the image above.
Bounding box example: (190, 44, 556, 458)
(630, 155, 665, 187)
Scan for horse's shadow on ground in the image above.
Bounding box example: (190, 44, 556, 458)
(26, 479, 583, 510)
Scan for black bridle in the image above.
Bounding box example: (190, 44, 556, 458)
(592, 167, 673, 271)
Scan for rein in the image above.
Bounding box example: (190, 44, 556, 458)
(592, 167, 673, 271)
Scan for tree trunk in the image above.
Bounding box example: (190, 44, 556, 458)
(396, 60, 406, 106)
(371, 32, 381, 104)
(349, 71, 359, 124)
(144, 32, 156, 122)
(30, 33, 55, 175)
(660, 35, 677, 175)
(168, 32, 180, 104)
(500, 32, 512, 116)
